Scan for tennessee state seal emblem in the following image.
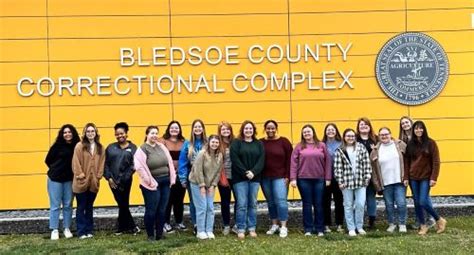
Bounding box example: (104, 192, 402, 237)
(375, 33, 449, 105)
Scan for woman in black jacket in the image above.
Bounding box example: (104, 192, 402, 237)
(45, 124, 80, 240)
(104, 122, 140, 235)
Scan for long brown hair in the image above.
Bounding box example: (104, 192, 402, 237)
(81, 123, 103, 155)
(204, 134, 223, 157)
(300, 124, 320, 149)
(398, 116, 414, 143)
(238, 120, 257, 140)
(356, 117, 378, 143)
(217, 121, 234, 150)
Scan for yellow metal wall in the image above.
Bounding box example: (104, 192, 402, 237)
(0, 0, 473, 210)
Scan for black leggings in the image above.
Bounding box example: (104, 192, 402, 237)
(165, 183, 186, 224)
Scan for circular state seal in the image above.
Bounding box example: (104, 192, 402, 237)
(375, 32, 449, 105)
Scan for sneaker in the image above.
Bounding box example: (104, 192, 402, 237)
(164, 223, 175, 234)
(324, 226, 332, 233)
(232, 225, 239, 235)
(266, 224, 279, 235)
(427, 218, 437, 229)
(207, 232, 215, 239)
(222, 226, 231, 236)
(114, 231, 123, 236)
(317, 232, 324, 237)
(399, 225, 407, 233)
(237, 232, 245, 239)
(249, 231, 257, 238)
(357, 229, 366, 235)
(63, 228, 73, 239)
(386, 224, 397, 233)
(79, 235, 88, 240)
(196, 232, 208, 240)
(279, 227, 288, 238)
(336, 225, 344, 233)
(176, 223, 187, 231)
(87, 234, 93, 238)
(304, 232, 312, 236)
(50, 229, 59, 240)
(132, 226, 141, 235)
(348, 230, 357, 237)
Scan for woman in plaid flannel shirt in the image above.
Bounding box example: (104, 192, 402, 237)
(334, 128, 372, 237)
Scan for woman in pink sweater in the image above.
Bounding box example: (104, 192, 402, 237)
(290, 124, 331, 236)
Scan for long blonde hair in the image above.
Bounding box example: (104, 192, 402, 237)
(188, 119, 208, 160)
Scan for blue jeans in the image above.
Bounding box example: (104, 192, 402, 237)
(410, 180, 440, 225)
(233, 181, 259, 233)
(297, 179, 325, 233)
(190, 183, 215, 233)
(141, 176, 171, 238)
(47, 178, 73, 230)
(342, 187, 366, 231)
(261, 177, 289, 222)
(383, 183, 407, 225)
(75, 190, 97, 236)
(187, 184, 197, 225)
(366, 183, 377, 218)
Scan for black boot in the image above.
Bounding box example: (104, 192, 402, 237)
(368, 216, 376, 230)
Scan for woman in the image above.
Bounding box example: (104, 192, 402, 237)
(134, 126, 176, 241)
(399, 116, 414, 144)
(290, 124, 331, 237)
(72, 123, 106, 239)
(104, 122, 139, 235)
(178, 119, 208, 234)
(45, 124, 80, 240)
(370, 127, 407, 233)
(404, 121, 447, 235)
(322, 123, 344, 233)
(334, 128, 372, 237)
(217, 121, 235, 235)
(160, 121, 186, 233)
(356, 117, 378, 229)
(189, 135, 224, 239)
(398, 116, 436, 229)
(230, 120, 265, 239)
(261, 120, 292, 238)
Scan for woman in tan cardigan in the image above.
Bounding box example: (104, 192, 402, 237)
(72, 123, 105, 239)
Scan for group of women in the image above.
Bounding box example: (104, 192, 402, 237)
(45, 116, 447, 241)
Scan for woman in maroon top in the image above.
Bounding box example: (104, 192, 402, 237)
(260, 120, 293, 238)
(160, 121, 186, 233)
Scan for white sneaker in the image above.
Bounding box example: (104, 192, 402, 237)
(79, 235, 88, 240)
(336, 225, 344, 233)
(304, 232, 312, 236)
(63, 228, 73, 239)
(279, 227, 288, 238)
(206, 232, 215, 239)
(317, 232, 324, 237)
(50, 229, 59, 240)
(222, 226, 230, 236)
(196, 232, 208, 240)
(399, 225, 407, 233)
(232, 225, 239, 235)
(324, 226, 332, 233)
(266, 224, 279, 235)
(357, 229, 366, 235)
(386, 224, 397, 233)
(348, 230, 357, 237)
(87, 234, 93, 238)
